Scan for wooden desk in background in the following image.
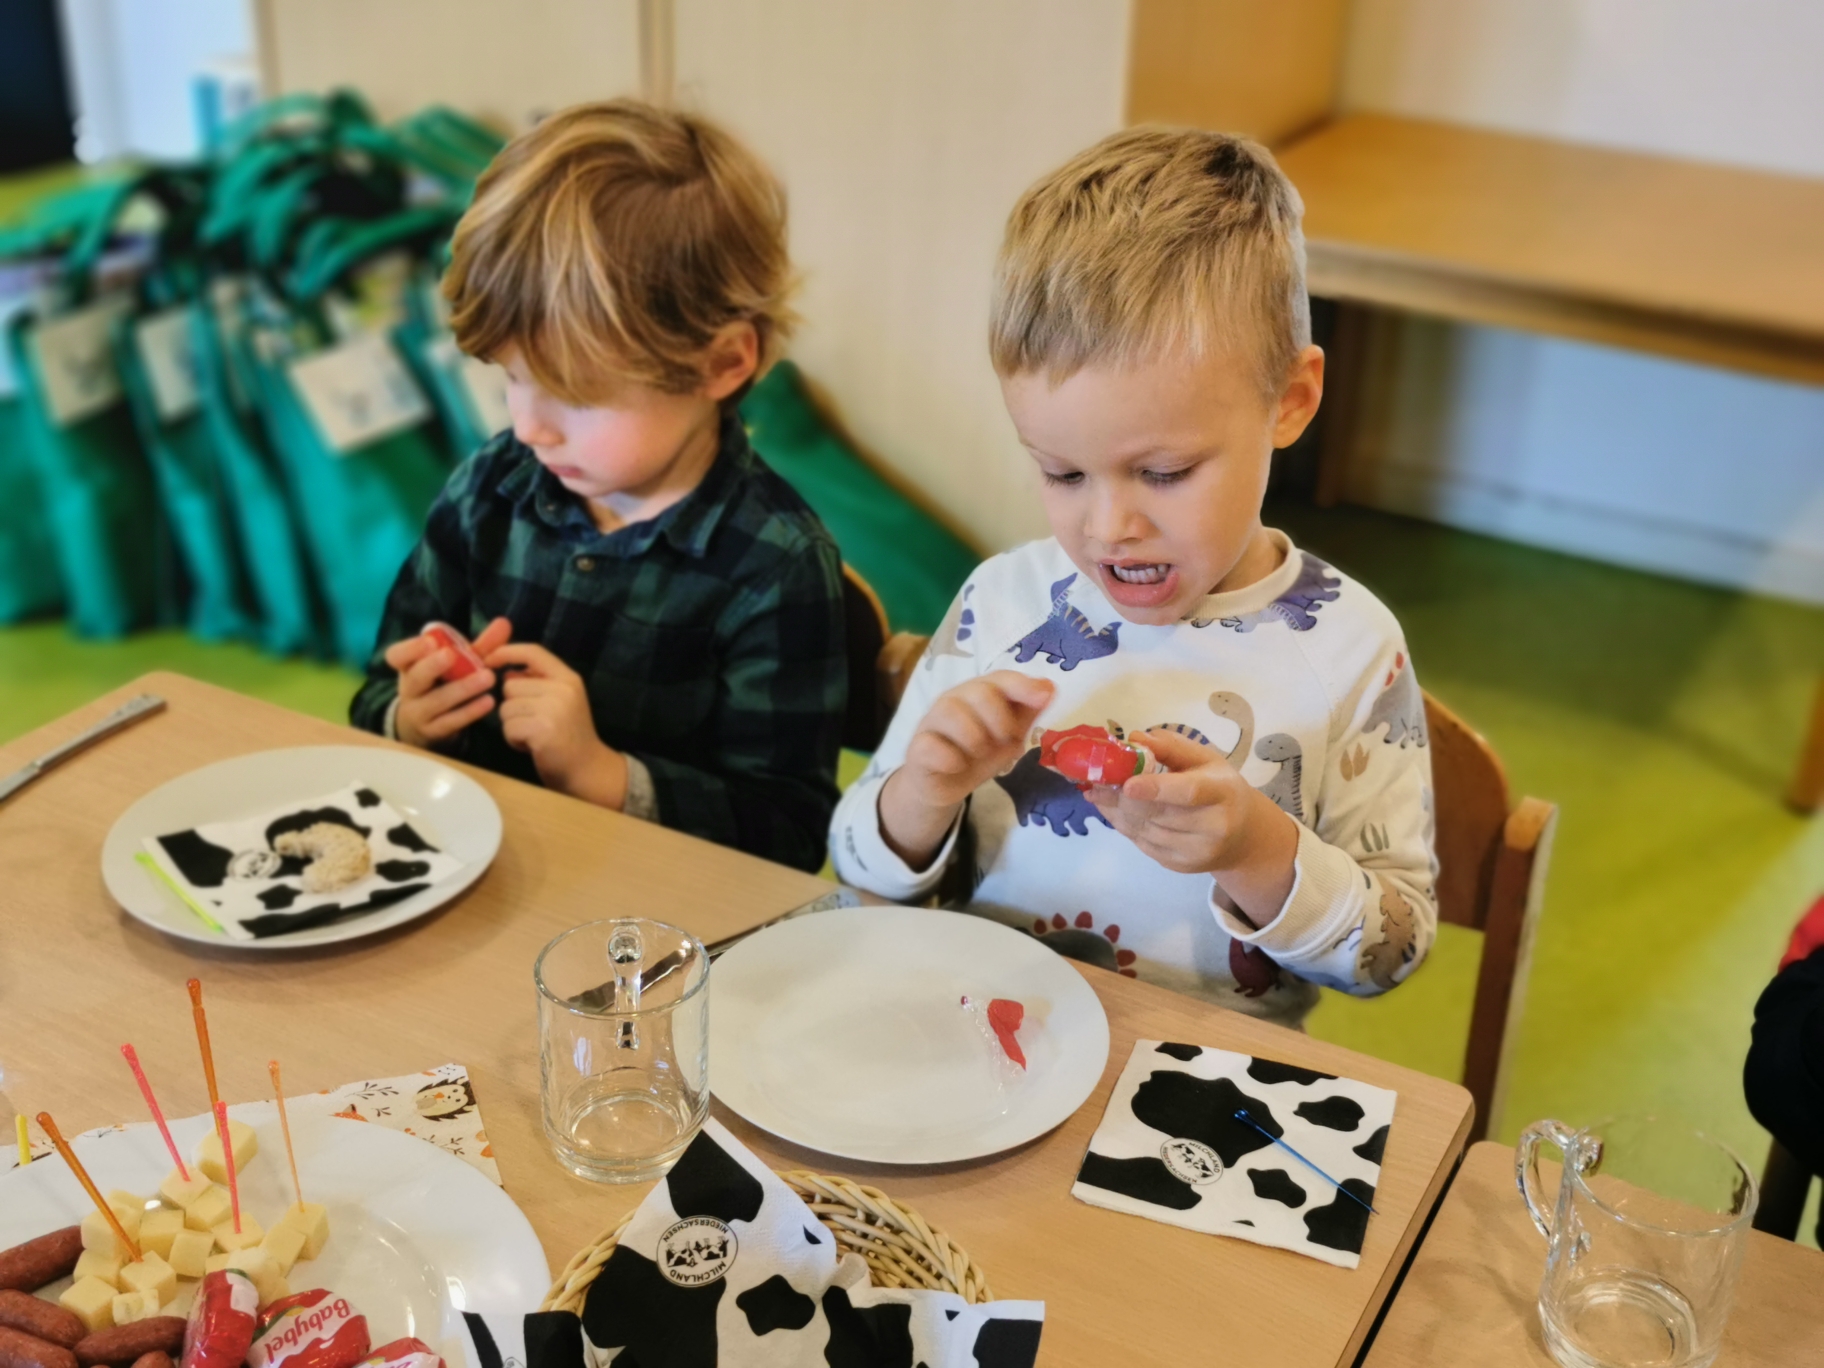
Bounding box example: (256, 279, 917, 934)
(0, 673, 1474, 1366)
(1276, 113, 1824, 809)
(1362, 1141, 1824, 1367)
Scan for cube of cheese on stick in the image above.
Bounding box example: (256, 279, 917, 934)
(260, 1224, 307, 1277)
(60, 1276, 118, 1333)
(211, 1215, 263, 1253)
(106, 1192, 148, 1222)
(81, 1208, 137, 1259)
(194, 1120, 258, 1185)
(119, 1252, 177, 1307)
(139, 1209, 186, 1259)
(73, 1249, 124, 1289)
(167, 1230, 215, 1280)
(159, 1168, 214, 1210)
(277, 1202, 329, 1260)
(183, 1186, 233, 1233)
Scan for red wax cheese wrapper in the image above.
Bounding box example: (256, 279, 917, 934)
(987, 998, 1027, 1069)
(249, 1290, 371, 1368)
(421, 622, 487, 681)
(182, 1271, 260, 1368)
(358, 1340, 444, 1368)
(1037, 725, 1162, 790)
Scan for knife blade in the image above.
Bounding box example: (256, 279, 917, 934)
(0, 694, 167, 804)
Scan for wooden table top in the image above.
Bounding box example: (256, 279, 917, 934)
(1275, 113, 1824, 385)
(0, 673, 1474, 1366)
(1363, 1141, 1824, 1367)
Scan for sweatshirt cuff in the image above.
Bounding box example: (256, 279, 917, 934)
(621, 754, 659, 823)
(382, 697, 401, 741)
(835, 769, 962, 902)
(1211, 824, 1361, 962)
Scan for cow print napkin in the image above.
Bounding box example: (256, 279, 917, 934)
(469, 1119, 1044, 1368)
(141, 782, 464, 939)
(1071, 1041, 1396, 1269)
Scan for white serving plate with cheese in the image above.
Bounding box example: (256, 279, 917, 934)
(0, 1105, 547, 1368)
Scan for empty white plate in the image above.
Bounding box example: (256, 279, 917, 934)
(0, 1106, 547, 1368)
(709, 906, 1111, 1164)
(102, 745, 501, 950)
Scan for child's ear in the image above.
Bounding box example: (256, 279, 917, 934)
(698, 321, 761, 402)
(1271, 344, 1325, 450)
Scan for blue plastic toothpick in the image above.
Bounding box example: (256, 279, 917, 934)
(1233, 1108, 1379, 1215)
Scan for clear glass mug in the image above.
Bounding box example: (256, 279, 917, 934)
(535, 918, 710, 1182)
(1517, 1116, 1757, 1368)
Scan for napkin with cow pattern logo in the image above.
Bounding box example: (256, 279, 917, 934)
(1071, 1040, 1396, 1268)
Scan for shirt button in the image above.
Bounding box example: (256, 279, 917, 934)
(574, 556, 595, 572)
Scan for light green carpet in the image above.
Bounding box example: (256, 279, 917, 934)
(6, 502, 1822, 1238)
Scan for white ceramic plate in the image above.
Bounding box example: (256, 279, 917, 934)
(709, 906, 1111, 1164)
(102, 746, 502, 950)
(0, 1106, 547, 1368)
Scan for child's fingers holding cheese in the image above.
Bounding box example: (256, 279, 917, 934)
(391, 634, 498, 748)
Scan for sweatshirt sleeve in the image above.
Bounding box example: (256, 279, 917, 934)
(1211, 643, 1439, 997)
(830, 581, 983, 901)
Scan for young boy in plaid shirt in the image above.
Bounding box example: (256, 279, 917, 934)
(350, 101, 845, 872)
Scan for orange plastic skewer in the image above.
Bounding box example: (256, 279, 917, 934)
(269, 1060, 303, 1211)
(188, 978, 220, 1111)
(213, 1101, 242, 1235)
(36, 1112, 141, 1262)
(122, 1043, 190, 1181)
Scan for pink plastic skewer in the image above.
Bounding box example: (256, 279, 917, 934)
(121, 1044, 190, 1181)
(214, 1100, 242, 1234)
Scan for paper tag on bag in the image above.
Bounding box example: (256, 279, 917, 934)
(287, 331, 432, 454)
(31, 294, 134, 426)
(135, 306, 201, 423)
(429, 335, 510, 438)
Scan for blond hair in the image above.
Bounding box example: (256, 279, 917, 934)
(990, 127, 1309, 397)
(444, 99, 795, 404)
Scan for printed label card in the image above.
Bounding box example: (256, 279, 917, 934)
(32, 293, 134, 427)
(288, 331, 431, 454)
(135, 306, 202, 422)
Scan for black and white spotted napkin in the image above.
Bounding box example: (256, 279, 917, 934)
(466, 1119, 1043, 1368)
(141, 782, 463, 939)
(1071, 1041, 1396, 1269)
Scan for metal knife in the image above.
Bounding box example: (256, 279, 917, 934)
(0, 694, 167, 804)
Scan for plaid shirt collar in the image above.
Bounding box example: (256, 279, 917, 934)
(495, 409, 753, 559)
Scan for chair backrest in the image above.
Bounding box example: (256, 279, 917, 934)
(1426, 696, 1514, 933)
(840, 566, 890, 752)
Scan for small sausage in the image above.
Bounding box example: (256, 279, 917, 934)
(128, 1354, 172, 1368)
(0, 1324, 78, 1368)
(0, 1230, 82, 1295)
(72, 1321, 185, 1368)
(0, 1294, 84, 1350)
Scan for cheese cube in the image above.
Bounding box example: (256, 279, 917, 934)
(194, 1121, 258, 1184)
(138, 1208, 186, 1259)
(111, 1290, 157, 1324)
(107, 1191, 149, 1220)
(223, 1247, 285, 1306)
(204, 1253, 232, 1275)
(260, 1224, 307, 1277)
(81, 1208, 137, 1259)
(119, 1253, 177, 1307)
(277, 1202, 329, 1260)
(60, 1276, 117, 1333)
(210, 1215, 263, 1252)
(72, 1248, 124, 1288)
(167, 1229, 215, 1280)
(183, 1186, 233, 1233)
(159, 1168, 214, 1210)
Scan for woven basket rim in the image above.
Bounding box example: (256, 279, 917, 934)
(539, 1166, 994, 1314)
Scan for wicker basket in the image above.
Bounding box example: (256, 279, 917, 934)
(540, 1169, 995, 1313)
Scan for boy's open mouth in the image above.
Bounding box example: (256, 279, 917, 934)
(1098, 559, 1180, 609)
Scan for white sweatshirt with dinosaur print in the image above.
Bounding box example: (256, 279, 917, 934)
(830, 530, 1438, 1028)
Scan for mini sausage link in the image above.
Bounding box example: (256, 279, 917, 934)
(71, 1321, 185, 1368)
(0, 1324, 79, 1368)
(128, 1353, 172, 1368)
(0, 1231, 82, 1295)
(0, 1294, 84, 1350)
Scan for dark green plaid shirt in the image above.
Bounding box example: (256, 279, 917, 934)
(350, 414, 846, 871)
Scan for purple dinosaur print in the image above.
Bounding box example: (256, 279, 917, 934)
(1363, 650, 1428, 747)
(1192, 552, 1342, 632)
(996, 746, 1111, 837)
(1012, 574, 1121, 670)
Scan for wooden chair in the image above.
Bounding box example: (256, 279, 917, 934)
(864, 631, 1555, 1144)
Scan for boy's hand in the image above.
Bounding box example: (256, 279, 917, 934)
(488, 643, 629, 808)
(386, 617, 512, 749)
(1087, 728, 1299, 918)
(878, 671, 1055, 868)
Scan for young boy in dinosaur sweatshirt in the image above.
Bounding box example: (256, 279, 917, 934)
(829, 129, 1438, 1027)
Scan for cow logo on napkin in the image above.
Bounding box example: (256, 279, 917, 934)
(1072, 1041, 1397, 1270)
(659, 1217, 738, 1288)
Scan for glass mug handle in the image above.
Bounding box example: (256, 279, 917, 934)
(1516, 1118, 1579, 1240)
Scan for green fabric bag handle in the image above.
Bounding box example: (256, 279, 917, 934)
(288, 206, 462, 302)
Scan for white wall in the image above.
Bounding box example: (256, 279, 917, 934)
(1339, 0, 1824, 604)
(673, 0, 1131, 553)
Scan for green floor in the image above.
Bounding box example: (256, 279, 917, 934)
(6, 503, 1823, 1237)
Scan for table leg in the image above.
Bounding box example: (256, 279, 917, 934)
(1315, 299, 1372, 508)
(1787, 676, 1824, 813)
